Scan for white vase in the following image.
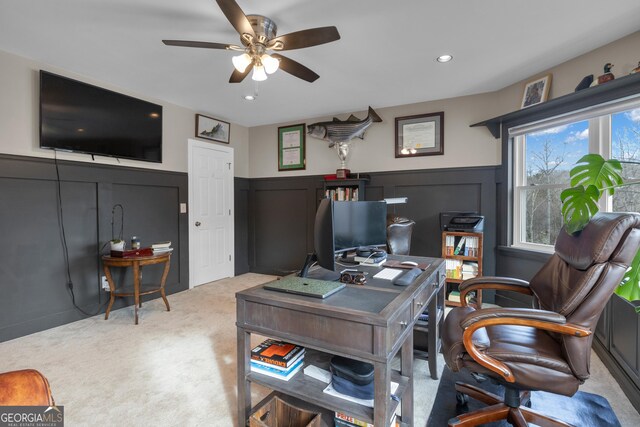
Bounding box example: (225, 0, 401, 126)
(110, 241, 125, 251)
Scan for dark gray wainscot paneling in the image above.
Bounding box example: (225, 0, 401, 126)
(0, 154, 188, 342)
(246, 166, 498, 293)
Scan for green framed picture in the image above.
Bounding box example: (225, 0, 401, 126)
(278, 124, 306, 171)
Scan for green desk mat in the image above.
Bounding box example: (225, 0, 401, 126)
(263, 276, 345, 298)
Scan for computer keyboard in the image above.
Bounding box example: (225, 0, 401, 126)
(373, 268, 403, 281)
(393, 267, 423, 286)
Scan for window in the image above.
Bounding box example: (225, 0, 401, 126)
(512, 102, 640, 251)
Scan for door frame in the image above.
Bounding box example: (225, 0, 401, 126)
(188, 138, 235, 288)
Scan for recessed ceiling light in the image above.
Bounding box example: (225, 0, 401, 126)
(149, 112, 160, 118)
(243, 95, 256, 101)
(436, 54, 453, 63)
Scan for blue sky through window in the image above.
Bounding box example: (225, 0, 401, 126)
(525, 121, 589, 175)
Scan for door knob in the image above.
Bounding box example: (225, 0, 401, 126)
(195, 221, 201, 227)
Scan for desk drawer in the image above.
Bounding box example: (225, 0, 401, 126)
(413, 284, 434, 320)
(389, 303, 413, 350)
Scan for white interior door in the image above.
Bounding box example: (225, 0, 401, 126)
(188, 139, 234, 287)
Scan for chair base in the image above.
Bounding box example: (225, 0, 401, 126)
(447, 381, 574, 427)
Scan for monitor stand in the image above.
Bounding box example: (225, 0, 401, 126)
(298, 253, 341, 281)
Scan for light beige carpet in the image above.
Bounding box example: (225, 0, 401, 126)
(0, 273, 638, 426)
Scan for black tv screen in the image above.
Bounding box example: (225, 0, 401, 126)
(333, 201, 387, 252)
(39, 70, 163, 163)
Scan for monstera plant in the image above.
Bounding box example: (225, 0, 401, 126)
(561, 154, 640, 309)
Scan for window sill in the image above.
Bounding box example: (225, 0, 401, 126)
(497, 245, 553, 262)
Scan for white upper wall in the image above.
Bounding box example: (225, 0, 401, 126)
(248, 31, 640, 179)
(2, 30, 639, 179)
(0, 49, 251, 176)
(249, 92, 502, 178)
(497, 31, 640, 117)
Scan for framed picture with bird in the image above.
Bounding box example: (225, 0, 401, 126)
(521, 74, 552, 109)
(196, 114, 230, 143)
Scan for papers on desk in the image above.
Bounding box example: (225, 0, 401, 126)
(324, 379, 399, 408)
(373, 268, 403, 281)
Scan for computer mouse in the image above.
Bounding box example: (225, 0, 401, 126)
(400, 261, 418, 267)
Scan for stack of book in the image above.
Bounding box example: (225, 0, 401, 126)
(462, 261, 479, 280)
(448, 290, 461, 303)
(250, 339, 305, 381)
(151, 241, 173, 255)
(445, 259, 463, 279)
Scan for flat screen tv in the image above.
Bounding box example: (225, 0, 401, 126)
(39, 70, 163, 163)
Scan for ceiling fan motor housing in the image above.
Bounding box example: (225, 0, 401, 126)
(246, 15, 277, 45)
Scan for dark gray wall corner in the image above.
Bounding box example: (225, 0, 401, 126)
(0, 154, 189, 342)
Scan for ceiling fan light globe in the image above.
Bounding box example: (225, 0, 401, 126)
(261, 54, 279, 74)
(252, 65, 268, 81)
(232, 53, 252, 73)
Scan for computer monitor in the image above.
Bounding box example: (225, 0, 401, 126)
(299, 199, 335, 277)
(333, 201, 387, 253)
(299, 199, 388, 278)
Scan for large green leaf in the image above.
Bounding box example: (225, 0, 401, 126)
(615, 248, 640, 313)
(570, 154, 623, 196)
(560, 185, 600, 234)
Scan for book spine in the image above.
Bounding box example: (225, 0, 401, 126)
(250, 352, 304, 371)
(334, 412, 374, 427)
(250, 359, 303, 380)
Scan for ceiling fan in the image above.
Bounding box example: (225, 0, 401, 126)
(163, 0, 340, 83)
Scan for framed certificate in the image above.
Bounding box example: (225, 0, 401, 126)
(395, 112, 444, 157)
(278, 124, 306, 171)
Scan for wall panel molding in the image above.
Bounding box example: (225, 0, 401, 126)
(0, 154, 188, 342)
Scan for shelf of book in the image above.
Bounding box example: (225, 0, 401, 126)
(247, 348, 408, 425)
(442, 231, 483, 308)
(323, 178, 368, 201)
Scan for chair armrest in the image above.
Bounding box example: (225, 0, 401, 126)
(460, 308, 591, 383)
(459, 276, 532, 307)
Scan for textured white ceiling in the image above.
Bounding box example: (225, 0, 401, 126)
(1, 0, 640, 127)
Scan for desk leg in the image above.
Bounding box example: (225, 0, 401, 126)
(373, 361, 391, 427)
(401, 330, 414, 426)
(103, 265, 115, 320)
(428, 289, 439, 380)
(133, 262, 140, 325)
(237, 328, 251, 427)
(159, 257, 171, 312)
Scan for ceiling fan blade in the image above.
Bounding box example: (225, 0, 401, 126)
(269, 27, 340, 51)
(272, 54, 319, 82)
(162, 40, 231, 50)
(216, 0, 255, 38)
(229, 65, 252, 83)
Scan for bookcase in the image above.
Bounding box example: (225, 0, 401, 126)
(323, 177, 368, 201)
(441, 231, 483, 307)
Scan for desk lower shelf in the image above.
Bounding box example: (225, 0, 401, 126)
(246, 349, 409, 425)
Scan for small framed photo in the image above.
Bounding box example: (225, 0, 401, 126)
(521, 74, 552, 109)
(195, 114, 230, 143)
(395, 112, 444, 158)
(278, 124, 306, 171)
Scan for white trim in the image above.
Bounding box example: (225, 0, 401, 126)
(511, 98, 640, 250)
(509, 95, 640, 137)
(187, 139, 235, 289)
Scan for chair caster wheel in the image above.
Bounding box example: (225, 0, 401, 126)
(456, 391, 469, 405)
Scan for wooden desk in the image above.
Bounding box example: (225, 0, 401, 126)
(236, 255, 445, 427)
(102, 253, 171, 325)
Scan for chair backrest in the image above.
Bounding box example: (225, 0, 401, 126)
(386, 216, 415, 255)
(529, 212, 640, 380)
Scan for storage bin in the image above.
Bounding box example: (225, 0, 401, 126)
(249, 396, 321, 427)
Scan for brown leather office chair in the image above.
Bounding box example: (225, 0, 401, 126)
(442, 212, 640, 426)
(386, 215, 415, 255)
(0, 369, 55, 406)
